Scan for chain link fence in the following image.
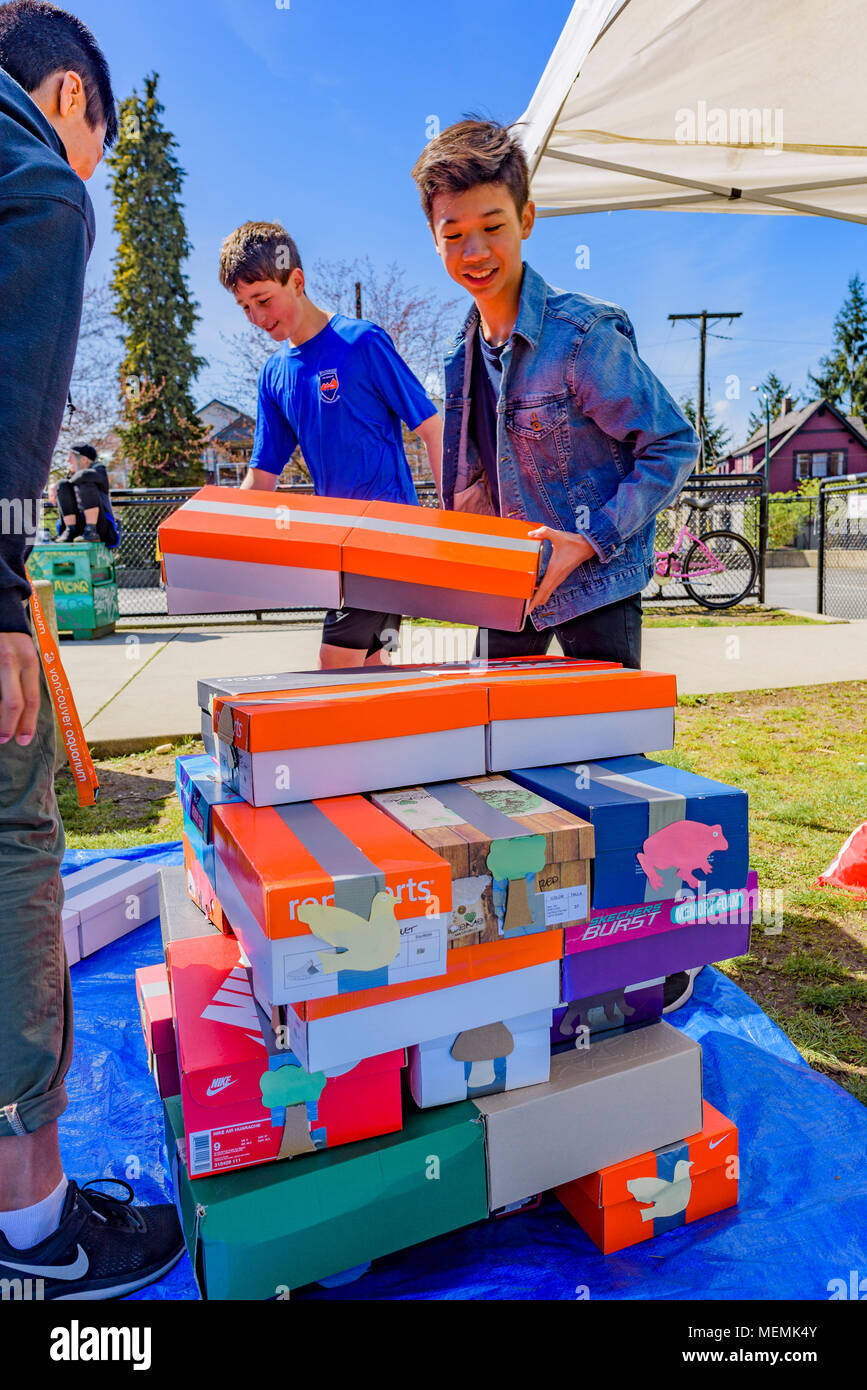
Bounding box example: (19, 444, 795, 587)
(41, 473, 766, 621)
(817, 473, 867, 619)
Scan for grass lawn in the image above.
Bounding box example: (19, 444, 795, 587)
(56, 680, 867, 1106)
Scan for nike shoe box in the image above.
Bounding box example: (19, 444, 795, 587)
(556, 1100, 739, 1253)
(560, 873, 756, 1000)
(182, 833, 227, 933)
(159, 865, 222, 955)
(472, 1020, 704, 1211)
(212, 794, 453, 1006)
(167, 933, 404, 1178)
(509, 756, 748, 909)
(61, 857, 160, 960)
(368, 775, 593, 949)
(280, 937, 563, 1074)
(407, 1009, 553, 1108)
(158, 485, 543, 630)
(164, 1090, 489, 1300)
(135, 963, 180, 1099)
(551, 978, 664, 1052)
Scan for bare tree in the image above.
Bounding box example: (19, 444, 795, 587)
(52, 280, 122, 476)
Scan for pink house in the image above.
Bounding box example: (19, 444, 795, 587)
(719, 398, 867, 493)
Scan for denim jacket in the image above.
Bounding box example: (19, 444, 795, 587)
(442, 262, 699, 628)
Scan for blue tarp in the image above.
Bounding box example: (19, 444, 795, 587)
(60, 843, 867, 1301)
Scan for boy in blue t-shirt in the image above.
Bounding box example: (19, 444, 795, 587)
(219, 221, 442, 668)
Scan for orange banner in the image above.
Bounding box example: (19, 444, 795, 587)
(27, 575, 99, 806)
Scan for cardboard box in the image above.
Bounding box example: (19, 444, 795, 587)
(339, 497, 542, 630)
(215, 676, 490, 806)
(370, 775, 593, 948)
(159, 486, 543, 629)
(164, 1091, 489, 1298)
(556, 1100, 738, 1253)
(551, 978, 664, 1051)
(487, 668, 676, 772)
(159, 488, 359, 613)
(135, 963, 180, 1099)
(510, 756, 748, 908)
(159, 865, 222, 954)
(473, 1020, 703, 1210)
(182, 833, 227, 932)
(284, 945, 563, 1072)
(213, 794, 453, 1005)
(61, 858, 160, 959)
(560, 873, 756, 999)
(408, 1008, 552, 1107)
(168, 933, 404, 1177)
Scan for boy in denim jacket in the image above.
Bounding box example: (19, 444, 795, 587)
(411, 119, 699, 666)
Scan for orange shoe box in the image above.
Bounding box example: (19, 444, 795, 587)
(555, 1100, 739, 1253)
(212, 794, 454, 1006)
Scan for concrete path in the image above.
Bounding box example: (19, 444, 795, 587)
(58, 614, 867, 753)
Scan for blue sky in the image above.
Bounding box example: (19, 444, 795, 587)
(74, 0, 864, 448)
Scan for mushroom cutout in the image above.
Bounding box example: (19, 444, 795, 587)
(450, 1022, 515, 1091)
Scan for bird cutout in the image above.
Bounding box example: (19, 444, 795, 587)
(298, 891, 401, 975)
(626, 1160, 693, 1222)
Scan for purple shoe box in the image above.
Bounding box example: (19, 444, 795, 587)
(551, 979, 664, 1053)
(561, 872, 756, 1001)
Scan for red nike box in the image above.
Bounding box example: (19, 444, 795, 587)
(167, 933, 404, 1178)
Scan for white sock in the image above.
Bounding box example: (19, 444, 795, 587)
(0, 1175, 69, 1250)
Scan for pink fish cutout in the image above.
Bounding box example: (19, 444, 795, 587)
(637, 821, 728, 890)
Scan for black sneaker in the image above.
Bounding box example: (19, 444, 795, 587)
(0, 1178, 184, 1300)
(662, 967, 702, 1014)
(56, 525, 78, 543)
(75, 525, 101, 543)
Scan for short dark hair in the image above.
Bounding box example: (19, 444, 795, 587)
(411, 117, 530, 223)
(0, 1, 117, 146)
(219, 221, 303, 292)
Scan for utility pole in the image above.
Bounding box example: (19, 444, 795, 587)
(668, 310, 742, 470)
(355, 281, 363, 319)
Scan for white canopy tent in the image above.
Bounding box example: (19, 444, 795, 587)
(518, 0, 867, 224)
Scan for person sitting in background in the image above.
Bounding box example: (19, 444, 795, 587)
(54, 442, 118, 545)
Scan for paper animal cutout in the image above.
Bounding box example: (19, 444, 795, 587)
(626, 1160, 693, 1222)
(298, 891, 400, 974)
(637, 822, 728, 890)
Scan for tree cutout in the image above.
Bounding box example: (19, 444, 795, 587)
(487, 835, 547, 933)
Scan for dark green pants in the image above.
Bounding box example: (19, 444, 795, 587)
(0, 655, 70, 1137)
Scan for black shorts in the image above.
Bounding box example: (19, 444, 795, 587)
(322, 606, 402, 656)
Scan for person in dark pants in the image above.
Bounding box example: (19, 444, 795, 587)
(55, 442, 118, 545)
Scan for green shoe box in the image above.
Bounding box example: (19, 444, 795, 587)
(163, 1093, 489, 1299)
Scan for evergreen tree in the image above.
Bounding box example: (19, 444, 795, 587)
(680, 396, 731, 467)
(746, 372, 801, 437)
(809, 274, 867, 417)
(108, 74, 207, 487)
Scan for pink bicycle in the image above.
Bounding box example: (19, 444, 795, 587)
(654, 497, 758, 610)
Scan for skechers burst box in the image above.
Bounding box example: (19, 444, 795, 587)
(168, 933, 404, 1177)
(509, 756, 748, 908)
(369, 775, 593, 948)
(555, 1100, 739, 1253)
(164, 1092, 488, 1300)
(212, 794, 453, 1005)
(561, 872, 757, 1000)
(61, 858, 160, 959)
(158, 486, 542, 628)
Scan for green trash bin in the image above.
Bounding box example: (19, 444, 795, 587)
(28, 542, 119, 640)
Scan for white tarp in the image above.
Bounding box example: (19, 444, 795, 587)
(518, 0, 867, 224)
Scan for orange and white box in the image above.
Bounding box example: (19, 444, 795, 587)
(158, 488, 358, 614)
(213, 675, 490, 807)
(280, 931, 564, 1073)
(157, 487, 542, 628)
(485, 666, 677, 771)
(212, 794, 453, 1006)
